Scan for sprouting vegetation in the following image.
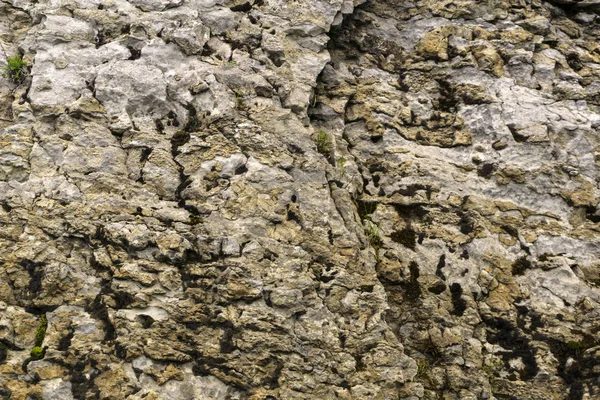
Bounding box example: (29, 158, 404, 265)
(353, 199, 382, 260)
(482, 356, 503, 377)
(355, 199, 377, 222)
(364, 220, 383, 252)
(2, 54, 27, 83)
(416, 359, 436, 387)
(189, 215, 203, 225)
(336, 156, 346, 180)
(567, 340, 597, 357)
(417, 359, 428, 376)
(234, 89, 244, 109)
(30, 346, 44, 359)
(35, 314, 48, 346)
(30, 314, 48, 359)
(315, 130, 332, 155)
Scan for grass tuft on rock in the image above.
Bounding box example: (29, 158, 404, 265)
(2, 54, 27, 83)
(315, 130, 332, 155)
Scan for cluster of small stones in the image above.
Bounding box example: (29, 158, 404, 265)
(0, 0, 599, 399)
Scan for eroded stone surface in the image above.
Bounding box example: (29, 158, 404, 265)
(0, 0, 599, 399)
(312, 1, 600, 398)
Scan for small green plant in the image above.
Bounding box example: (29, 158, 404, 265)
(417, 359, 428, 376)
(189, 215, 203, 225)
(354, 199, 378, 223)
(352, 199, 383, 258)
(34, 314, 48, 346)
(423, 392, 438, 400)
(336, 156, 346, 180)
(364, 220, 383, 261)
(29, 314, 47, 360)
(2, 54, 27, 83)
(315, 130, 332, 155)
(483, 356, 504, 377)
(234, 89, 244, 109)
(30, 346, 44, 359)
(416, 359, 436, 387)
(364, 220, 382, 248)
(567, 340, 597, 357)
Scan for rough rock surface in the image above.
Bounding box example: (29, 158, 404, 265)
(0, 0, 600, 399)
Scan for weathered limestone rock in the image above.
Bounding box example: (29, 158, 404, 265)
(0, 0, 599, 399)
(310, 1, 600, 398)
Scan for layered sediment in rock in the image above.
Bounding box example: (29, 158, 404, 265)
(0, 0, 599, 399)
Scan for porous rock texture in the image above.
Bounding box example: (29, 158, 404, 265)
(1, 0, 600, 399)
